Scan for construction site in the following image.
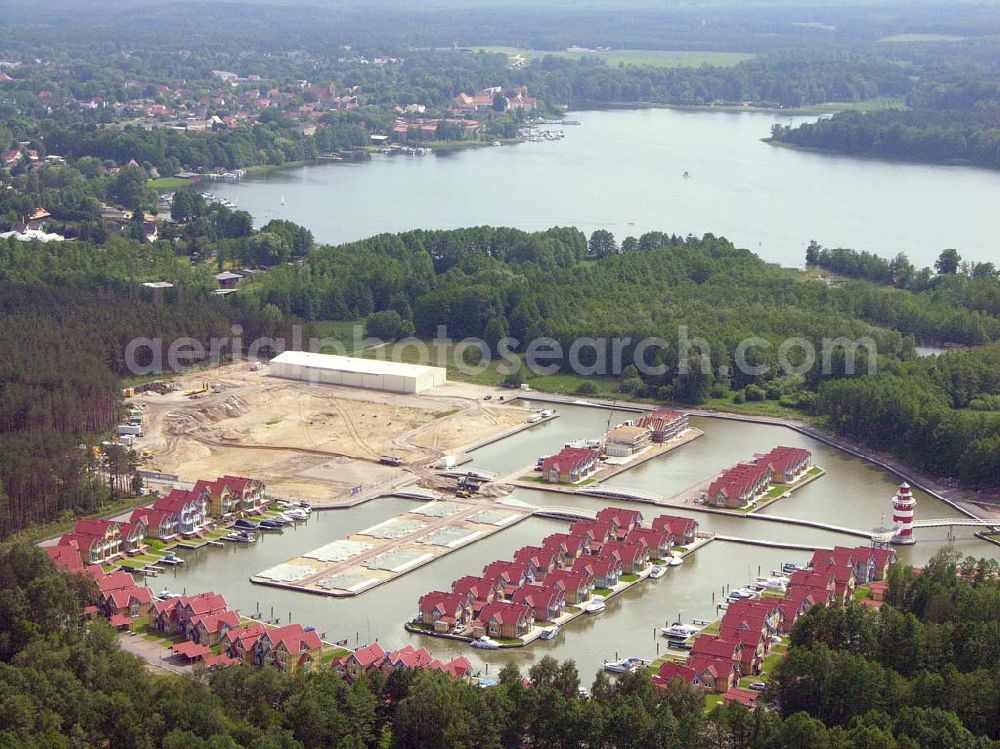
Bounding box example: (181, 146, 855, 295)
(131, 360, 536, 506)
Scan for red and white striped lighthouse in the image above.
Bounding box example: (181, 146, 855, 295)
(891, 482, 916, 545)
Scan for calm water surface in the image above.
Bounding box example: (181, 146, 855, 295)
(211, 108, 1000, 267)
(159, 409, 997, 680)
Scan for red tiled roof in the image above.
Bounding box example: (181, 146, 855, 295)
(540, 447, 599, 476)
(571, 556, 621, 578)
(511, 585, 563, 612)
(73, 518, 119, 536)
(478, 601, 532, 626)
(387, 645, 434, 669)
(482, 560, 531, 584)
(130, 507, 175, 527)
(627, 527, 671, 549)
(223, 622, 267, 648)
(600, 540, 646, 563)
(108, 614, 133, 627)
(172, 641, 211, 659)
(545, 571, 590, 594)
(451, 576, 500, 601)
(758, 446, 811, 476)
(724, 688, 760, 707)
(105, 586, 153, 610)
(265, 623, 322, 654)
(153, 489, 198, 513)
(651, 515, 697, 538)
(595, 507, 643, 528)
(191, 609, 241, 633)
(182, 592, 228, 616)
(568, 520, 614, 542)
(419, 591, 468, 616)
(443, 655, 473, 678)
(98, 571, 137, 593)
(652, 660, 698, 687)
(513, 546, 558, 571)
(43, 546, 84, 572)
(542, 532, 586, 554)
(691, 635, 741, 660)
(351, 642, 387, 667)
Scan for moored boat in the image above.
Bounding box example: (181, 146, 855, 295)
(540, 626, 561, 640)
(471, 636, 501, 649)
(661, 622, 702, 640)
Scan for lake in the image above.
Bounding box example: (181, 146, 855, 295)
(211, 108, 1000, 268)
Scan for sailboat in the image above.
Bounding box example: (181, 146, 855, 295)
(281, 195, 285, 206)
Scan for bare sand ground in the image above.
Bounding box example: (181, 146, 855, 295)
(132, 363, 529, 502)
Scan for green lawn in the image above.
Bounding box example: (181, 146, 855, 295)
(594, 587, 612, 597)
(148, 177, 194, 190)
(853, 584, 872, 602)
(700, 619, 722, 636)
(475, 46, 754, 69)
(620, 573, 640, 583)
(705, 694, 724, 710)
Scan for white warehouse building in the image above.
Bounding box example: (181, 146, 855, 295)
(268, 351, 447, 394)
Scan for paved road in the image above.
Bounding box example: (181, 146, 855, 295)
(118, 632, 193, 676)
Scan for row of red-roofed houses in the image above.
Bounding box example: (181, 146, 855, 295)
(705, 446, 812, 509)
(651, 544, 896, 704)
(414, 507, 701, 642)
(334, 642, 474, 682)
(44, 547, 473, 681)
(52, 475, 265, 568)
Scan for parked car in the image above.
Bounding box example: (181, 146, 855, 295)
(748, 681, 767, 692)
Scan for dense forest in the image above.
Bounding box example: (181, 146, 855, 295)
(770, 72, 1000, 169)
(0, 265, 302, 537)
(235, 227, 1000, 486)
(0, 544, 997, 747)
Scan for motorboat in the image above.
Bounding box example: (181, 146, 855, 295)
(258, 519, 284, 531)
(539, 626, 561, 640)
(471, 636, 501, 649)
(234, 518, 259, 530)
(604, 657, 650, 674)
(285, 508, 309, 522)
(234, 530, 256, 543)
(584, 595, 606, 614)
(754, 576, 788, 592)
(661, 622, 702, 640)
(158, 588, 181, 599)
(728, 587, 756, 601)
(649, 566, 665, 579)
(667, 555, 683, 567)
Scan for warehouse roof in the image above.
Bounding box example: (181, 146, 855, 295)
(269, 351, 445, 379)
